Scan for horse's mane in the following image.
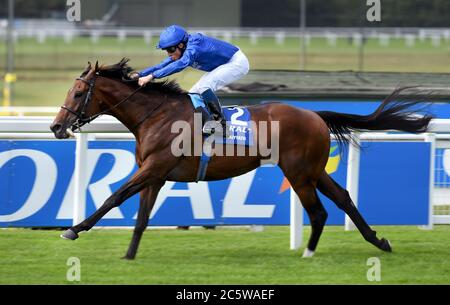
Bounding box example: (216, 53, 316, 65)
(85, 58, 186, 95)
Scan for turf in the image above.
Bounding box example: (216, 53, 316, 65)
(1, 36, 450, 107)
(0, 226, 448, 284)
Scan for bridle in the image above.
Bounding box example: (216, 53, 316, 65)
(61, 74, 100, 130)
(61, 73, 163, 132)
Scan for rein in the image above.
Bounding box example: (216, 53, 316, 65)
(61, 74, 160, 132)
(130, 98, 165, 132)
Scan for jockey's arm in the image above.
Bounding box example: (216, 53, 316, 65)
(138, 56, 173, 77)
(151, 50, 193, 79)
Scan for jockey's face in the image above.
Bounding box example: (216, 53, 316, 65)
(166, 43, 184, 61)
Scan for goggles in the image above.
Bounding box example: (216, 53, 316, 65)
(163, 46, 178, 54)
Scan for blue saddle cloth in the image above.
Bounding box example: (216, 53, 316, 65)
(188, 93, 254, 182)
(217, 107, 254, 146)
(188, 93, 254, 146)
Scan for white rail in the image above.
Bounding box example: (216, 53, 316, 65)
(1, 26, 450, 40)
(0, 107, 60, 116)
(2, 116, 449, 133)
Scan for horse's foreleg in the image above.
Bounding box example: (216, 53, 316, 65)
(61, 159, 165, 240)
(123, 183, 163, 260)
(317, 171, 392, 252)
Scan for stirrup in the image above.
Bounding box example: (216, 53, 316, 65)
(202, 120, 224, 135)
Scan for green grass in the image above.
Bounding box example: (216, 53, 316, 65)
(0, 226, 448, 284)
(1, 36, 450, 106)
(4, 36, 449, 71)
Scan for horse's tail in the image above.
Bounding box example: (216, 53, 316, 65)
(315, 87, 434, 149)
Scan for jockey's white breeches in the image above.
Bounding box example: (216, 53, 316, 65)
(189, 49, 250, 94)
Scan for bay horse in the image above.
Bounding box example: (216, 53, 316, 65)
(50, 59, 432, 259)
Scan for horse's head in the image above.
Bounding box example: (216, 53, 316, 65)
(50, 61, 102, 139)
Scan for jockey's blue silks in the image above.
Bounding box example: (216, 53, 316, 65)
(139, 33, 239, 79)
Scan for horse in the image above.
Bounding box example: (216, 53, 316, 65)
(50, 59, 432, 259)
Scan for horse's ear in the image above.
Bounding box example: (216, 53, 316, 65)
(81, 62, 92, 76)
(95, 61, 99, 71)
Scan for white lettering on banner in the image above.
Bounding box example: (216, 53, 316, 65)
(143, 181, 214, 219)
(0, 147, 276, 223)
(222, 170, 275, 218)
(442, 149, 450, 177)
(57, 149, 136, 219)
(0, 149, 57, 222)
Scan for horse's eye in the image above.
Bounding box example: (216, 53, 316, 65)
(74, 91, 83, 98)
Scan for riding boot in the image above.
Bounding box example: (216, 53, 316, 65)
(201, 89, 227, 134)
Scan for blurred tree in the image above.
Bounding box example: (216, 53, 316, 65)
(241, 0, 450, 27)
(241, 0, 300, 27)
(0, 0, 449, 27)
(0, 0, 65, 18)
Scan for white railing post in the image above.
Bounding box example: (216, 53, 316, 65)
(345, 132, 361, 231)
(290, 187, 303, 250)
(423, 133, 435, 229)
(73, 132, 88, 226)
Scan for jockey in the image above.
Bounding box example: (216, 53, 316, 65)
(130, 25, 250, 134)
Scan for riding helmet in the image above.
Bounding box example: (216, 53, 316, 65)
(157, 25, 189, 49)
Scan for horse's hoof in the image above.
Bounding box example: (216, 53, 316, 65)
(60, 229, 78, 240)
(302, 248, 315, 258)
(121, 255, 135, 260)
(379, 238, 392, 252)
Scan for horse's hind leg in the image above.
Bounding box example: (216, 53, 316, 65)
(317, 171, 392, 252)
(290, 179, 328, 258)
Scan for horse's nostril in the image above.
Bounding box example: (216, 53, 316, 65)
(50, 123, 62, 133)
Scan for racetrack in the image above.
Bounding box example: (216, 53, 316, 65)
(0, 226, 448, 284)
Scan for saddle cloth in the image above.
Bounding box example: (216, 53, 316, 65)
(188, 93, 254, 146)
(188, 93, 254, 181)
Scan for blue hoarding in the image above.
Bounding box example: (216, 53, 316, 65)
(0, 139, 430, 227)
